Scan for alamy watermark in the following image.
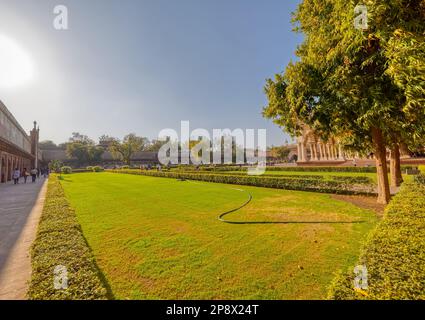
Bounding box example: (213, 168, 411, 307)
(157, 121, 267, 175)
(53, 5, 69, 30)
(353, 265, 368, 290)
(354, 4, 368, 30)
(53, 265, 68, 290)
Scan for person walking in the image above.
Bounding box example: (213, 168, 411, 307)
(30, 168, 37, 183)
(22, 168, 28, 183)
(12, 168, 20, 184)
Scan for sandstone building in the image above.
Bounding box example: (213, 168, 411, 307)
(0, 100, 41, 183)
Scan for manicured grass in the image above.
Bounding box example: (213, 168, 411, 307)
(60, 172, 378, 299)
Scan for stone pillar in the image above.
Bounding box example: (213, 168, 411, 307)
(302, 143, 307, 162)
(297, 143, 301, 161)
(338, 145, 345, 160)
(309, 144, 313, 162)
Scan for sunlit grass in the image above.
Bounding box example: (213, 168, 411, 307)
(61, 172, 378, 300)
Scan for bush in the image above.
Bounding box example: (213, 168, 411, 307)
(173, 165, 418, 174)
(28, 177, 109, 300)
(109, 169, 375, 195)
(92, 166, 104, 172)
(329, 176, 373, 185)
(60, 166, 72, 174)
(328, 181, 425, 300)
(86, 166, 93, 171)
(121, 165, 130, 170)
(414, 174, 425, 185)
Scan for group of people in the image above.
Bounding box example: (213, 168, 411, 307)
(12, 167, 50, 185)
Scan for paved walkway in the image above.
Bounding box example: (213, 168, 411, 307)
(0, 178, 47, 300)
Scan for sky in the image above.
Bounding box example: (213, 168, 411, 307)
(0, 0, 303, 146)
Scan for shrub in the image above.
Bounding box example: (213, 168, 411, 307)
(173, 165, 418, 174)
(109, 169, 375, 195)
(28, 177, 109, 300)
(92, 166, 104, 172)
(328, 181, 425, 300)
(86, 166, 93, 171)
(60, 166, 72, 174)
(414, 174, 425, 185)
(329, 176, 373, 185)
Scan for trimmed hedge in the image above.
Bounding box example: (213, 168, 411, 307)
(414, 174, 425, 185)
(28, 177, 109, 300)
(329, 176, 373, 185)
(109, 169, 376, 195)
(183, 170, 374, 185)
(328, 181, 425, 300)
(172, 165, 417, 173)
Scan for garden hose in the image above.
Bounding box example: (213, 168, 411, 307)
(184, 180, 366, 225)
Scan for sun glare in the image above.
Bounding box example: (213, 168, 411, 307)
(0, 34, 34, 88)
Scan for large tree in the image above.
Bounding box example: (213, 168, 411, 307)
(66, 133, 104, 166)
(263, 0, 424, 204)
(109, 134, 148, 165)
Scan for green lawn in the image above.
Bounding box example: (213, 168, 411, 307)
(60, 172, 378, 299)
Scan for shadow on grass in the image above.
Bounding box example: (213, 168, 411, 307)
(80, 231, 116, 300)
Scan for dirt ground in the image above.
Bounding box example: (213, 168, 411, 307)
(332, 194, 386, 216)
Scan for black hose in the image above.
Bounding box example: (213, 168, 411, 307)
(186, 181, 366, 225)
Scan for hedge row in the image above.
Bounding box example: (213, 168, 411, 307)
(190, 170, 374, 185)
(109, 169, 376, 195)
(414, 174, 425, 185)
(328, 181, 425, 300)
(172, 165, 417, 173)
(329, 176, 373, 185)
(28, 177, 109, 300)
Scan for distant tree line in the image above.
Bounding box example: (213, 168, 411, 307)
(39, 132, 168, 167)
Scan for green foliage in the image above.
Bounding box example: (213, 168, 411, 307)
(86, 166, 93, 171)
(329, 176, 373, 185)
(66, 139, 104, 166)
(110, 169, 375, 195)
(49, 160, 63, 173)
(61, 166, 72, 174)
(175, 165, 378, 173)
(92, 166, 104, 172)
(109, 134, 148, 165)
(263, 0, 425, 203)
(28, 177, 109, 300)
(414, 174, 425, 185)
(328, 181, 425, 300)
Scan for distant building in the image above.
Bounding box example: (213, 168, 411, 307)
(0, 100, 41, 183)
(295, 125, 420, 166)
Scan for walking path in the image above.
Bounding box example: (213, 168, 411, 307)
(0, 178, 47, 300)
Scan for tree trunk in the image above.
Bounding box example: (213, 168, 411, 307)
(390, 144, 403, 187)
(371, 127, 391, 204)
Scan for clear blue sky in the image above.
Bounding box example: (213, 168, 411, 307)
(0, 0, 302, 146)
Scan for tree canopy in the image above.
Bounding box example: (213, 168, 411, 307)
(263, 0, 425, 204)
